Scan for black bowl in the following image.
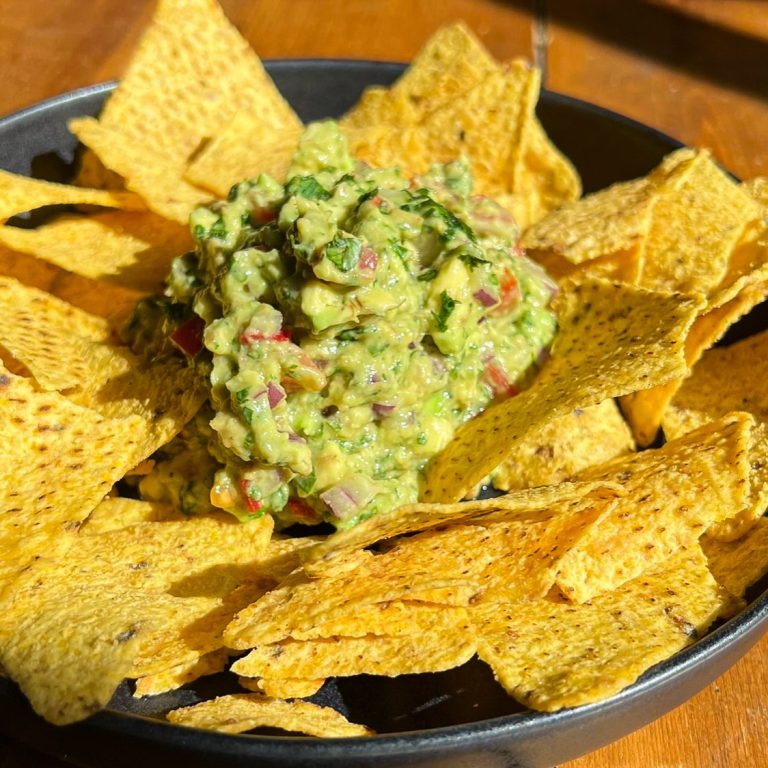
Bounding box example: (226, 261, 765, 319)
(1, 60, 766, 768)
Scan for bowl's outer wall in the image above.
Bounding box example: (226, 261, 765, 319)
(0, 60, 766, 768)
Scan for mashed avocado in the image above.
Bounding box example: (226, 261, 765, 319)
(130, 121, 557, 529)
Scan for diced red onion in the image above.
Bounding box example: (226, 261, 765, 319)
(287, 432, 306, 444)
(473, 288, 499, 307)
(320, 485, 360, 520)
(359, 246, 378, 272)
(372, 402, 396, 417)
(267, 381, 286, 408)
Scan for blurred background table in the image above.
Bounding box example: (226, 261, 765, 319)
(1, 1, 767, 766)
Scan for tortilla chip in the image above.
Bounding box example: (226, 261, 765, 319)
(308, 481, 618, 562)
(239, 676, 325, 699)
(0, 369, 151, 583)
(702, 517, 768, 598)
(133, 648, 230, 697)
(0, 244, 144, 324)
(184, 115, 302, 196)
(0, 211, 191, 291)
(617, 178, 768, 446)
(521, 176, 659, 268)
(491, 399, 634, 492)
(559, 413, 753, 602)
(422, 278, 701, 503)
(0, 168, 143, 223)
(80, 497, 186, 535)
(94, 0, 300, 168)
(69, 118, 212, 224)
(231, 630, 476, 680)
(341, 23, 500, 130)
(168, 694, 373, 737)
(473, 546, 733, 711)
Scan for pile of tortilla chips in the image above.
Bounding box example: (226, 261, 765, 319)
(1, 0, 768, 742)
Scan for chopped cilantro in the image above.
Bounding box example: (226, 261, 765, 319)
(285, 175, 331, 200)
(459, 252, 491, 270)
(209, 218, 227, 239)
(417, 268, 439, 282)
(295, 471, 316, 495)
(433, 291, 458, 332)
(325, 235, 362, 272)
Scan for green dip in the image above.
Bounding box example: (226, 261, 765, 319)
(129, 121, 557, 529)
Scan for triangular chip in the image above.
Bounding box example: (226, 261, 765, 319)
(168, 694, 373, 737)
(422, 278, 701, 502)
(0, 168, 144, 223)
(472, 546, 734, 711)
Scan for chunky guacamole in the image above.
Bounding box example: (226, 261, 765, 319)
(128, 121, 557, 529)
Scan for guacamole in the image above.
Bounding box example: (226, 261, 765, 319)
(130, 121, 557, 529)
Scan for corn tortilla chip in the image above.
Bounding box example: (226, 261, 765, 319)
(133, 649, 230, 697)
(559, 413, 753, 602)
(184, 115, 301, 196)
(95, 0, 300, 167)
(422, 278, 701, 502)
(0, 168, 143, 223)
(0, 211, 191, 291)
(231, 630, 476, 680)
(702, 517, 768, 598)
(473, 546, 733, 711)
(490, 399, 634, 492)
(168, 694, 373, 737)
(239, 676, 325, 700)
(69, 117, 212, 224)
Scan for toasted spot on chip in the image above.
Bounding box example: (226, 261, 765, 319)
(167, 693, 373, 737)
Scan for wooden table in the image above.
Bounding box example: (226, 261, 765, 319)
(1, 1, 767, 766)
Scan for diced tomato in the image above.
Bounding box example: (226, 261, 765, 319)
(359, 246, 378, 272)
(239, 328, 291, 345)
(497, 269, 520, 312)
(483, 361, 520, 399)
(251, 208, 277, 224)
(287, 498, 322, 524)
(239, 479, 263, 514)
(169, 315, 205, 357)
(370, 194, 384, 208)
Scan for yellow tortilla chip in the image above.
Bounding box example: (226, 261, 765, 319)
(309, 481, 617, 563)
(133, 648, 230, 697)
(80, 497, 186, 535)
(521, 176, 659, 268)
(168, 694, 373, 737)
(185, 115, 302, 196)
(341, 23, 500, 131)
(239, 676, 325, 700)
(95, 0, 300, 168)
(0, 211, 191, 291)
(231, 630, 476, 680)
(0, 243, 144, 324)
(490, 399, 634, 492)
(0, 277, 207, 455)
(0, 369, 150, 582)
(422, 278, 701, 502)
(559, 413, 753, 603)
(620, 224, 768, 447)
(0, 168, 143, 223)
(69, 118, 212, 224)
(640, 151, 760, 296)
(473, 546, 734, 711)
(702, 517, 768, 598)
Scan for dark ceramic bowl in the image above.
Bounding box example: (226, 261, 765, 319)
(1, 60, 766, 768)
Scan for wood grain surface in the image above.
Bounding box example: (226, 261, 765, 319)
(1, 1, 767, 766)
